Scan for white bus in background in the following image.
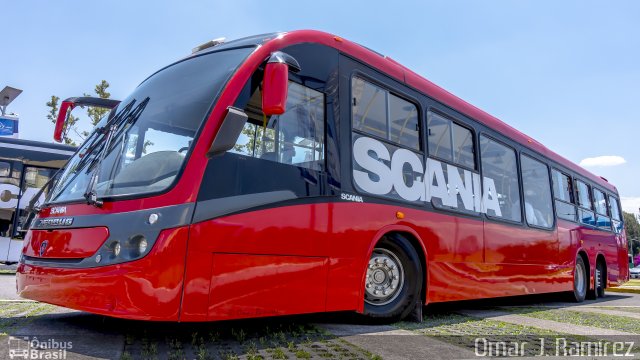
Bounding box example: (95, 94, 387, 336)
(0, 137, 75, 263)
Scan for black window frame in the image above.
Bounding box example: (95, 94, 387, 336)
(520, 153, 555, 230)
(478, 132, 523, 225)
(551, 168, 578, 223)
(351, 74, 423, 153)
(426, 108, 477, 171)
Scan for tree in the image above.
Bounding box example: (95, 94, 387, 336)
(624, 212, 640, 259)
(85, 80, 111, 127)
(46, 80, 112, 145)
(46, 95, 79, 146)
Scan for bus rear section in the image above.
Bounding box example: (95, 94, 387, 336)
(17, 30, 628, 322)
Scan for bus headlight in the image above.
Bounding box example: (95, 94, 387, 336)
(113, 242, 121, 257)
(137, 237, 148, 254)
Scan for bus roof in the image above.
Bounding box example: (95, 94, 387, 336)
(249, 30, 616, 194)
(0, 137, 75, 167)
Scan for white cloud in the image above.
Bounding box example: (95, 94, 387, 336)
(579, 155, 626, 167)
(621, 197, 640, 215)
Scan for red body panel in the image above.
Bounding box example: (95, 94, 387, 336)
(16, 30, 627, 322)
(23, 228, 109, 258)
(17, 227, 189, 320)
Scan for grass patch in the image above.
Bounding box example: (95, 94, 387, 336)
(122, 319, 380, 359)
(504, 307, 640, 334)
(0, 302, 59, 335)
(0, 269, 16, 275)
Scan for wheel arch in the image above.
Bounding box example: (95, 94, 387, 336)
(358, 225, 428, 312)
(577, 249, 591, 291)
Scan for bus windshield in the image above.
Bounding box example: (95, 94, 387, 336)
(48, 46, 254, 204)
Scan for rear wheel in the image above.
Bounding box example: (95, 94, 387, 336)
(594, 261, 606, 298)
(571, 256, 588, 302)
(363, 234, 422, 322)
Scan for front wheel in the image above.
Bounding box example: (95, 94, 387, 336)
(363, 234, 423, 322)
(571, 256, 588, 302)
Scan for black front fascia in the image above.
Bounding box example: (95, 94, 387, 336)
(194, 43, 340, 223)
(24, 203, 194, 268)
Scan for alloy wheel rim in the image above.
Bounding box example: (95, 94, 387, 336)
(364, 248, 405, 306)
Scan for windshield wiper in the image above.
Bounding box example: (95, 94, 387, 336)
(83, 97, 150, 207)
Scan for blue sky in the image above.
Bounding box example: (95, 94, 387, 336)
(3, 1, 639, 213)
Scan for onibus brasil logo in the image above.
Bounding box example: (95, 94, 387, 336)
(8, 336, 72, 359)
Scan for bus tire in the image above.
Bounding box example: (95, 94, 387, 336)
(571, 255, 588, 303)
(594, 261, 606, 298)
(362, 234, 423, 323)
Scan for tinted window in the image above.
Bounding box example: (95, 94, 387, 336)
(352, 77, 419, 150)
(576, 180, 592, 210)
(480, 135, 520, 222)
(352, 77, 387, 138)
(232, 81, 325, 171)
(427, 112, 452, 162)
(556, 201, 577, 222)
(593, 189, 608, 216)
(610, 195, 623, 233)
(552, 170, 573, 203)
(580, 208, 596, 226)
(428, 112, 475, 169)
(610, 196, 621, 221)
(521, 155, 553, 228)
(389, 95, 419, 150)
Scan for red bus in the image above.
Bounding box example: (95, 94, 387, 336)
(16, 30, 628, 322)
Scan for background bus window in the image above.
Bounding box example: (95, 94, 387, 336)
(427, 112, 475, 169)
(593, 188, 611, 230)
(552, 169, 577, 221)
(0, 162, 10, 177)
(479, 135, 521, 222)
(609, 195, 623, 233)
(15, 167, 55, 236)
(576, 180, 596, 226)
(521, 155, 553, 228)
(352, 77, 420, 151)
(232, 81, 325, 171)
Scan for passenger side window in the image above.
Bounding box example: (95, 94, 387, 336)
(609, 195, 623, 233)
(232, 81, 325, 171)
(479, 135, 520, 222)
(593, 188, 611, 230)
(427, 112, 475, 169)
(552, 169, 577, 222)
(521, 155, 553, 228)
(575, 180, 595, 226)
(352, 76, 420, 150)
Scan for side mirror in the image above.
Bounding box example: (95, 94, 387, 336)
(54, 100, 75, 143)
(207, 107, 248, 157)
(53, 97, 121, 142)
(261, 52, 301, 116)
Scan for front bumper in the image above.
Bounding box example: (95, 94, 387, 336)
(16, 227, 189, 321)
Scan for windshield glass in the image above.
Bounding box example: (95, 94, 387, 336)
(48, 47, 254, 204)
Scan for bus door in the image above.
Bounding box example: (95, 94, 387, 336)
(184, 43, 340, 320)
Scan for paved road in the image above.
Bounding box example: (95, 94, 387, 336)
(3, 271, 640, 359)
